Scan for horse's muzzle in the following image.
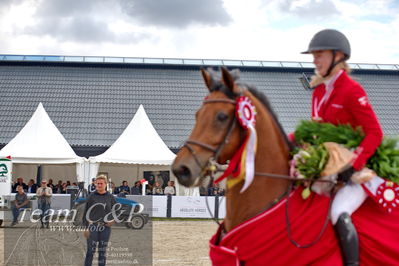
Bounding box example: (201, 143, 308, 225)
(172, 164, 195, 187)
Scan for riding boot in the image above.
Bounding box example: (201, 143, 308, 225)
(334, 213, 359, 266)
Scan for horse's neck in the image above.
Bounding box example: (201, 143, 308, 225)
(224, 100, 291, 232)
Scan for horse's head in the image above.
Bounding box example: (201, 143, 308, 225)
(172, 67, 246, 187)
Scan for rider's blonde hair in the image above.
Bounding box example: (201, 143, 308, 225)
(310, 61, 351, 88)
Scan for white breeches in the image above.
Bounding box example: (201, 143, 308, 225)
(331, 176, 385, 225)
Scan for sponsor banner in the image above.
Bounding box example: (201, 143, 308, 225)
(0, 158, 12, 196)
(127, 195, 165, 217)
(171, 196, 216, 218)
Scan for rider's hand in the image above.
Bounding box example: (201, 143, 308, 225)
(337, 166, 355, 183)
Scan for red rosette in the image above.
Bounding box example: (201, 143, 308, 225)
(236, 96, 256, 129)
(376, 181, 399, 213)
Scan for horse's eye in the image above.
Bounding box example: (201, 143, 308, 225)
(216, 112, 229, 122)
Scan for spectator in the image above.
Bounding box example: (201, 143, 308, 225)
(11, 185, 30, 226)
(208, 183, 222, 196)
(60, 183, 68, 194)
(110, 182, 118, 194)
(47, 179, 56, 193)
(170, 180, 176, 195)
(36, 179, 52, 228)
(164, 181, 175, 196)
(55, 180, 63, 194)
(118, 181, 130, 196)
(87, 178, 96, 194)
(131, 181, 142, 195)
(27, 179, 37, 193)
(12, 178, 28, 193)
(146, 184, 153, 195)
(66, 181, 71, 187)
(199, 186, 207, 196)
(152, 182, 163, 195)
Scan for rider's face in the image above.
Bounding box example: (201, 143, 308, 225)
(312, 50, 333, 77)
(312, 50, 345, 77)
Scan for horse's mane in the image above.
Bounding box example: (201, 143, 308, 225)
(241, 83, 294, 152)
(206, 68, 293, 152)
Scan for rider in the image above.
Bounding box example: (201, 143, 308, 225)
(301, 29, 383, 265)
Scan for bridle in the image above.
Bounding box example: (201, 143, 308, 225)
(183, 97, 238, 180)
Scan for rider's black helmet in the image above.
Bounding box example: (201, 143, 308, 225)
(302, 29, 351, 60)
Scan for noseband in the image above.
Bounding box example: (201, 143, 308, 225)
(183, 97, 238, 178)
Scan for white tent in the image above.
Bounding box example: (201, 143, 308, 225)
(88, 105, 176, 188)
(0, 103, 85, 182)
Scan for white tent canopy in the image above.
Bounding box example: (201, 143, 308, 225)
(91, 105, 175, 165)
(0, 103, 85, 180)
(88, 105, 175, 184)
(87, 105, 199, 195)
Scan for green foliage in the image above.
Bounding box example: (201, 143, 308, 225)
(294, 120, 399, 182)
(294, 120, 364, 148)
(367, 137, 399, 183)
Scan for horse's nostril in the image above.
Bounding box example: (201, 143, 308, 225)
(173, 165, 192, 187)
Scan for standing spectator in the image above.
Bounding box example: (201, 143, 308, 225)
(12, 178, 28, 192)
(118, 181, 130, 196)
(170, 180, 176, 195)
(27, 179, 37, 193)
(61, 183, 68, 194)
(164, 181, 175, 196)
(152, 182, 163, 195)
(87, 178, 96, 194)
(55, 180, 63, 194)
(130, 181, 142, 195)
(83, 175, 116, 266)
(47, 179, 56, 193)
(36, 179, 52, 228)
(11, 185, 30, 226)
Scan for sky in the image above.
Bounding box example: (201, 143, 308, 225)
(0, 0, 398, 64)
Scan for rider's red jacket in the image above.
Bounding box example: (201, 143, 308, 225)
(311, 71, 383, 170)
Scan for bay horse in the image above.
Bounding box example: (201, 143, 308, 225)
(171, 67, 399, 265)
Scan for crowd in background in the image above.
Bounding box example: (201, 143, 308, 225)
(12, 177, 226, 196)
(106, 180, 177, 196)
(11, 177, 78, 194)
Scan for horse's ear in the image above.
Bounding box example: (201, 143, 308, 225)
(221, 67, 240, 94)
(201, 68, 213, 92)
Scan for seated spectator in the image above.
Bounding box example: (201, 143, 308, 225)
(164, 181, 175, 196)
(110, 182, 118, 194)
(146, 184, 153, 195)
(12, 178, 28, 193)
(118, 181, 130, 195)
(87, 178, 96, 194)
(199, 186, 207, 196)
(152, 182, 163, 195)
(131, 181, 142, 195)
(27, 179, 37, 193)
(208, 183, 222, 196)
(11, 185, 30, 226)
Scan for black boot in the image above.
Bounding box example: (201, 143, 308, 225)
(334, 213, 359, 266)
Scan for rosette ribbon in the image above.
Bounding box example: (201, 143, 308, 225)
(214, 96, 257, 193)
